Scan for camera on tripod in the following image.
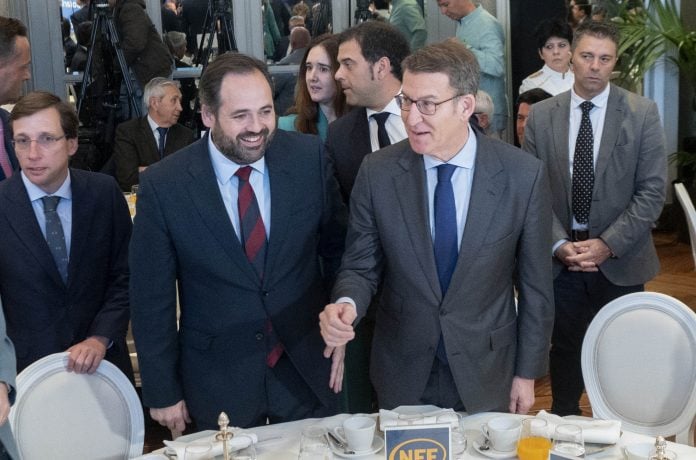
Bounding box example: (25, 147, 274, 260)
(355, 0, 373, 24)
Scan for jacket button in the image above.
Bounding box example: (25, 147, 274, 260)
(255, 332, 264, 341)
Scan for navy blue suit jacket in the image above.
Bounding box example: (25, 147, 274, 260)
(0, 169, 133, 377)
(0, 109, 19, 181)
(130, 130, 347, 428)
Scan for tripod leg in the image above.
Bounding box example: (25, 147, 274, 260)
(76, 13, 103, 118)
(105, 18, 142, 118)
(219, 13, 237, 53)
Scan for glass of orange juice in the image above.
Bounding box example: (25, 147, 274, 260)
(517, 417, 551, 460)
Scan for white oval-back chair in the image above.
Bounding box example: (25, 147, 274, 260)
(674, 182, 696, 270)
(9, 352, 144, 459)
(581, 292, 696, 445)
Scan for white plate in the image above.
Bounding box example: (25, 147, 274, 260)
(9, 352, 144, 460)
(330, 434, 385, 458)
(391, 405, 443, 416)
(472, 439, 517, 459)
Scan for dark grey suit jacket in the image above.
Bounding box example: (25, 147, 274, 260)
(333, 132, 554, 412)
(0, 306, 18, 460)
(113, 117, 194, 191)
(130, 130, 347, 428)
(524, 84, 667, 285)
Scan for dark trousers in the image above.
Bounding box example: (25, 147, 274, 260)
(419, 358, 466, 412)
(245, 352, 339, 428)
(550, 269, 642, 415)
(0, 441, 10, 460)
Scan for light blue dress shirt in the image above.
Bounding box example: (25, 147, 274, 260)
(207, 135, 271, 241)
(21, 171, 73, 254)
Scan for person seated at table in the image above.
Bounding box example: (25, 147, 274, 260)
(112, 77, 194, 191)
(473, 89, 494, 135)
(319, 39, 554, 415)
(0, 91, 134, 380)
(515, 88, 551, 146)
(519, 18, 574, 96)
(164, 31, 197, 128)
(278, 34, 350, 140)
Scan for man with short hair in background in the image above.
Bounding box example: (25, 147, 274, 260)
(0, 17, 31, 182)
(523, 21, 667, 416)
(437, 0, 508, 138)
(112, 77, 194, 191)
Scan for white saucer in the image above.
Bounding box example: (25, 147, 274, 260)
(330, 434, 385, 458)
(472, 439, 516, 459)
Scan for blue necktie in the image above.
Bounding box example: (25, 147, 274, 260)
(42, 196, 69, 283)
(156, 127, 168, 158)
(434, 164, 458, 294)
(434, 164, 458, 363)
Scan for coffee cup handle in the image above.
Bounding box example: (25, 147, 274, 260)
(333, 426, 348, 445)
(480, 424, 490, 440)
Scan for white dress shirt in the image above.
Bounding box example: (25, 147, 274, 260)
(365, 97, 407, 152)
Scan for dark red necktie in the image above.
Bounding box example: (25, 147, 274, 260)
(235, 166, 283, 367)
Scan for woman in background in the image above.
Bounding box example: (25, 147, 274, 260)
(278, 34, 349, 140)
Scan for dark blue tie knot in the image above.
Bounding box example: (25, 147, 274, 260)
(41, 195, 60, 212)
(437, 163, 457, 182)
(580, 100, 594, 115)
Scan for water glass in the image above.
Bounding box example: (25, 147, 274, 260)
(552, 424, 585, 457)
(232, 434, 257, 460)
(298, 425, 331, 460)
(437, 412, 467, 459)
(183, 442, 212, 460)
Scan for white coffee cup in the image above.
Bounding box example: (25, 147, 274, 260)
(335, 415, 375, 452)
(480, 416, 522, 452)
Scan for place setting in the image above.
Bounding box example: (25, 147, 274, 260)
(315, 414, 384, 459)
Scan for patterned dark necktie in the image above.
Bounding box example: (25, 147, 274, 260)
(371, 112, 391, 149)
(156, 127, 168, 158)
(42, 196, 68, 283)
(433, 164, 458, 363)
(235, 166, 283, 367)
(572, 100, 595, 225)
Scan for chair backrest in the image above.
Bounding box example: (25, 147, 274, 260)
(9, 352, 144, 459)
(581, 292, 696, 445)
(674, 182, 696, 270)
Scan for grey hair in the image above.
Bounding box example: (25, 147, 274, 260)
(143, 77, 180, 111)
(166, 31, 187, 50)
(474, 90, 494, 117)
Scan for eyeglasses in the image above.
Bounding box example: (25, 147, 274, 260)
(395, 93, 463, 115)
(12, 134, 66, 153)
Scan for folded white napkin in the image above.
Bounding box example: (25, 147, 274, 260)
(379, 407, 458, 431)
(536, 410, 621, 444)
(163, 431, 257, 459)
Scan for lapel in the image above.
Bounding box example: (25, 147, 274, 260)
(0, 109, 18, 173)
(263, 138, 294, 287)
(2, 175, 65, 287)
(183, 137, 260, 286)
(67, 169, 95, 287)
(445, 133, 506, 301)
(595, 84, 622, 181)
(138, 117, 159, 162)
(392, 147, 441, 301)
(352, 108, 373, 158)
(550, 92, 573, 215)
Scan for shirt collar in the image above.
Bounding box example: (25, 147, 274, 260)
(365, 95, 402, 120)
(458, 4, 481, 26)
(207, 134, 266, 185)
(21, 169, 72, 202)
(146, 114, 160, 132)
(423, 124, 477, 171)
(542, 63, 572, 79)
(571, 82, 610, 109)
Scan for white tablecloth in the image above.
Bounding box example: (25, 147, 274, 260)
(141, 412, 696, 459)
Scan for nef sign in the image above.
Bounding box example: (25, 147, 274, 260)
(385, 425, 451, 460)
(388, 438, 447, 460)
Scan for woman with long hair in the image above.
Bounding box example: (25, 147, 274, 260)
(278, 34, 349, 139)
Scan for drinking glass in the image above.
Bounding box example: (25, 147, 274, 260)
(437, 412, 467, 459)
(517, 418, 551, 460)
(552, 423, 585, 457)
(298, 425, 331, 460)
(184, 442, 212, 460)
(231, 434, 257, 460)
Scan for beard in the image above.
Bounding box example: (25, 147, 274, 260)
(211, 120, 274, 165)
